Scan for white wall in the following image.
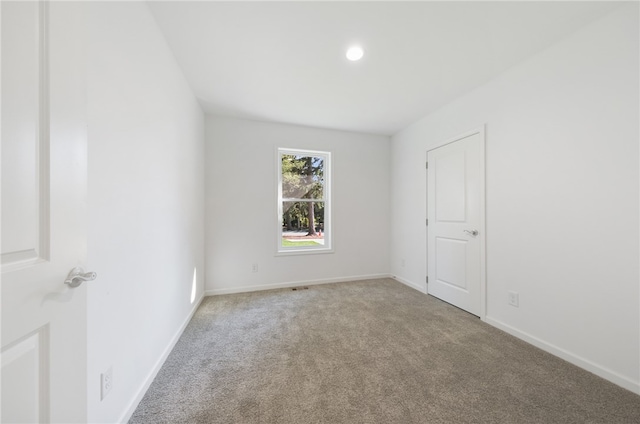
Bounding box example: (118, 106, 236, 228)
(206, 116, 390, 294)
(390, 4, 639, 393)
(86, 2, 205, 422)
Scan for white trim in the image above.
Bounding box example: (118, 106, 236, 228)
(282, 198, 324, 202)
(118, 293, 206, 424)
(205, 274, 391, 296)
(477, 126, 487, 321)
(274, 248, 334, 257)
(276, 147, 332, 255)
(391, 275, 427, 294)
(485, 316, 640, 395)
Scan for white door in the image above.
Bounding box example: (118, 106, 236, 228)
(1, 2, 90, 422)
(427, 129, 485, 317)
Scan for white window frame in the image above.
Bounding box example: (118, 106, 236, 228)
(277, 148, 332, 255)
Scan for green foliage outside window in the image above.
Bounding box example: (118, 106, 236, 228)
(281, 154, 325, 236)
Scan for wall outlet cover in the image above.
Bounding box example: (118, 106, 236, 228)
(101, 366, 113, 401)
(508, 291, 519, 307)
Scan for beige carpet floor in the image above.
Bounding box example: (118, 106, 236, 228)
(130, 278, 640, 423)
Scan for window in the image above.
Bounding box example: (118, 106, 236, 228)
(277, 148, 331, 254)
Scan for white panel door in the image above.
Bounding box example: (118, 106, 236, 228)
(427, 130, 484, 317)
(1, 2, 89, 422)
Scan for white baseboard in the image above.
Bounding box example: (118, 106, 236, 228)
(118, 292, 206, 423)
(205, 273, 391, 296)
(485, 316, 640, 395)
(391, 275, 427, 294)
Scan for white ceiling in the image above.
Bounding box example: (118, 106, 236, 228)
(148, 1, 620, 136)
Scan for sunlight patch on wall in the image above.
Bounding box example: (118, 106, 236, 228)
(190, 268, 197, 304)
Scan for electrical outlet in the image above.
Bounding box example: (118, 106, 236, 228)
(252, 263, 258, 273)
(101, 366, 113, 401)
(508, 291, 519, 307)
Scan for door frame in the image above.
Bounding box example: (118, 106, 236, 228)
(426, 126, 487, 320)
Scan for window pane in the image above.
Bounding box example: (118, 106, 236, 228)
(281, 154, 324, 200)
(282, 201, 325, 247)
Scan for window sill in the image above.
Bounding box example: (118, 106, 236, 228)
(275, 247, 334, 257)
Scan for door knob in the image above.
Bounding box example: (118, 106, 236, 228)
(65, 267, 97, 288)
(464, 229, 479, 236)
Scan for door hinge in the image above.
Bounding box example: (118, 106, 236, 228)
(426, 276, 429, 283)
(426, 219, 428, 226)
(426, 161, 428, 169)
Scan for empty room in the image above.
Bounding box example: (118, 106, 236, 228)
(1, 1, 639, 423)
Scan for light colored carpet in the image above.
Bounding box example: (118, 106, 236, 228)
(130, 278, 640, 423)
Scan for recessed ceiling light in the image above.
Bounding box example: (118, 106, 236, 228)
(346, 45, 364, 61)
